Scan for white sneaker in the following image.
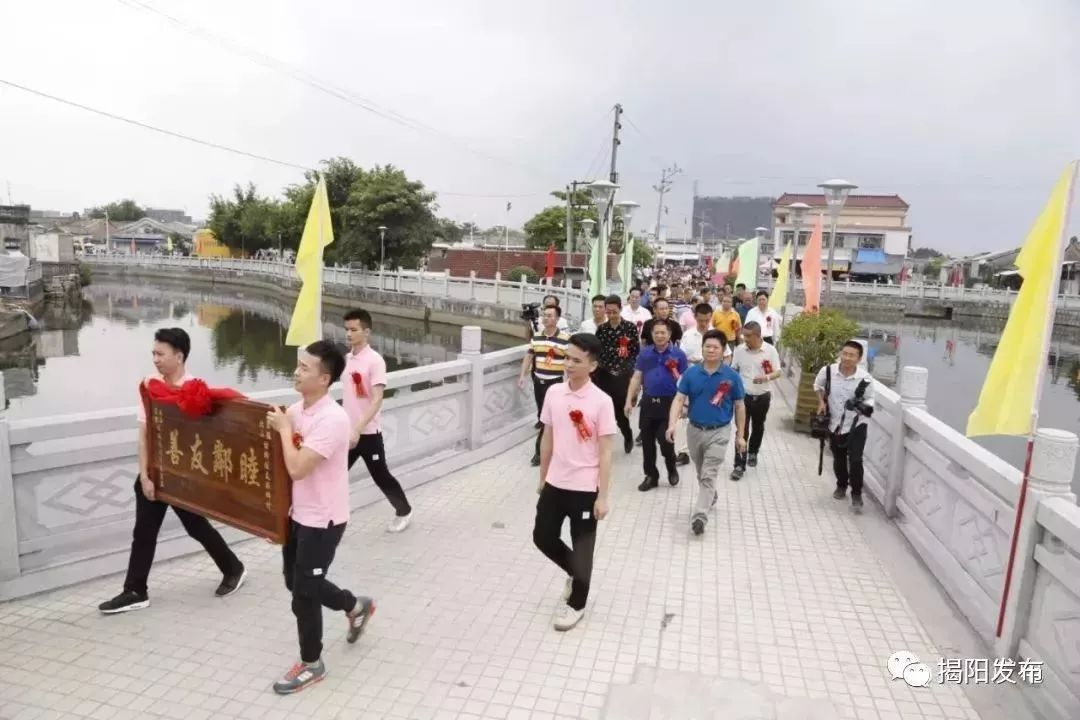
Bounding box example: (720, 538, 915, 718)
(387, 513, 412, 533)
(562, 577, 572, 601)
(553, 604, 584, 631)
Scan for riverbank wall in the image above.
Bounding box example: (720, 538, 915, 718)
(786, 290, 1080, 329)
(88, 263, 531, 338)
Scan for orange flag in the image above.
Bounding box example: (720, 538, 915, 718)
(801, 214, 824, 311)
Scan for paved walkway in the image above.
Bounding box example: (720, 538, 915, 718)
(0, 409, 1020, 720)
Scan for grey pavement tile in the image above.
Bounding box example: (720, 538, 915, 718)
(0, 410, 1014, 719)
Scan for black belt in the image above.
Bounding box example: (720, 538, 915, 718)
(689, 421, 729, 431)
(533, 376, 562, 385)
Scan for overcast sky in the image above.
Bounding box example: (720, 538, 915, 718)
(1, 0, 1077, 253)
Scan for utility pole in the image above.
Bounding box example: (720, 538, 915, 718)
(609, 104, 622, 186)
(652, 164, 682, 264)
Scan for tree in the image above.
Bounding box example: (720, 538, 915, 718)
(333, 164, 439, 268)
(461, 221, 480, 238)
(208, 183, 281, 255)
(88, 199, 145, 221)
(911, 247, 943, 259)
(925, 256, 944, 278)
(435, 218, 464, 244)
(209, 156, 440, 268)
(523, 189, 599, 250)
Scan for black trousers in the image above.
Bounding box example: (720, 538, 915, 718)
(639, 396, 677, 479)
(594, 370, 632, 444)
(734, 392, 772, 469)
(348, 433, 411, 516)
(283, 520, 356, 663)
(123, 477, 241, 595)
(532, 484, 598, 611)
(532, 377, 562, 456)
(830, 423, 868, 497)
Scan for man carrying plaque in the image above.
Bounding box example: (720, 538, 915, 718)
(266, 340, 375, 694)
(98, 328, 246, 615)
(343, 308, 413, 532)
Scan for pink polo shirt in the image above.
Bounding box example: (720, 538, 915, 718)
(342, 345, 387, 435)
(136, 372, 194, 424)
(287, 393, 351, 528)
(540, 380, 617, 493)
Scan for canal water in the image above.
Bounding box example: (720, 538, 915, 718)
(0, 281, 519, 421)
(850, 311, 1080, 496)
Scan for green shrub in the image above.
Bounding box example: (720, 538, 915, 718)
(77, 261, 92, 287)
(507, 265, 539, 283)
(782, 309, 858, 374)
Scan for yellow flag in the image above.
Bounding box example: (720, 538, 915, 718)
(285, 177, 334, 347)
(769, 240, 793, 310)
(967, 162, 1076, 437)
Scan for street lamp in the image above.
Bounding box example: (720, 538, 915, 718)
(378, 225, 388, 271)
(786, 202, 809, 299)
(586, 180, 618, 295)
(817, 178, 858, 304)
(616, 200, 639, 293)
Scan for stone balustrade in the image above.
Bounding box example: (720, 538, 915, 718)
(858, 365, 1080, 719)
(0, 327, 532, 601)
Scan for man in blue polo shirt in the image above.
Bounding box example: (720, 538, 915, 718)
(625, 321, 688, 492)
(666, 330, 746, 536)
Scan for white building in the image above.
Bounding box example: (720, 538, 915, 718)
(771, 193, 912, 278)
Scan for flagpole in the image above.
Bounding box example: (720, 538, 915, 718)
(315, 195, 324, 343)
(995, 159, 1078, 638)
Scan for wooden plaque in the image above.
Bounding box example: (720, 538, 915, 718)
(141, 386, 292, 544)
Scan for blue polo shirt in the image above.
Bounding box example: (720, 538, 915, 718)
(677, 363, 745, 427)
(735, 303, 751, 323)
(635, 343, 688, 398)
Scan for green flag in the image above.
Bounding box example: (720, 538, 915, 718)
(734, 238, 759, 288)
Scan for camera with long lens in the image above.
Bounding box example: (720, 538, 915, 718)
(520, 302, 541, 323)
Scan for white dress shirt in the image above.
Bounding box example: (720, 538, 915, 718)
(620, 305, 652, 326)
(532, 316, 570, 334)
(813, 363, 875, 434)
(745, 307, 783, 340)
(578, 317, 604, 334)
(680, 327, 703, 363)
(731, 343, 782, 397)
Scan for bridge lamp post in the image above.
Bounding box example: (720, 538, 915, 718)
(786, 202, 810, 301)
(818, 178, 858, 304)
(585, 180, 618, 296)
(378, 225, 388, 271)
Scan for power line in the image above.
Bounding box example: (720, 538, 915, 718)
(0, 77, 311, 171)
(0, 77, 544, 200)
(115, 0, 553, 179)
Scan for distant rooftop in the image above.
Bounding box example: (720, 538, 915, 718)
(774, 193, 909, 209)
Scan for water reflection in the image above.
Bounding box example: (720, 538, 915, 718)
(848, 310, 1080, 495)
(1, 281, 518, 420)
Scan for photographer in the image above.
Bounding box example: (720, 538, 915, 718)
(523, 295, 570, 338)
(813, 341, 875, 514)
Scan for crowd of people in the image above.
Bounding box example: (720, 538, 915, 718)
(521, 265, 875, 625)
(94, 265, 875, 696)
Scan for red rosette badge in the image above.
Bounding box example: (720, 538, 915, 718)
(665, 358, 681, 380)
(569, 409, 592, 442)
(617, 336, 630, 358)
(710, 381, 732, 406)
(761, 360, 774, 375)
(292, 432, 304, 450)
(175, 378, 213, 418)
(351, 371, 367, 398)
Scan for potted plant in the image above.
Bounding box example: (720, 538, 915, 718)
(781, 309, 859, 431)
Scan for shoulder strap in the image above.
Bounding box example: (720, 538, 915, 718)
(825, 364, 832, 397)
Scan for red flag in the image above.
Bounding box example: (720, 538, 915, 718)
(544, 244, 555, 279)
